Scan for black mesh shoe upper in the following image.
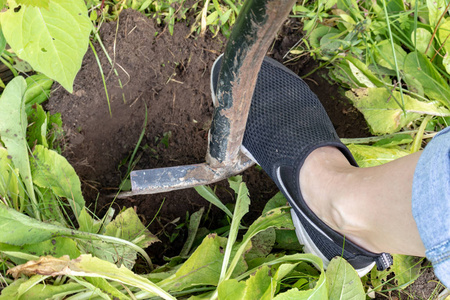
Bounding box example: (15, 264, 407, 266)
(211, 55, 393, 271)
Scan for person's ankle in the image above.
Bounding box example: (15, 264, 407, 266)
(299, 146, 353, 231)
(299, 146, 384, 253)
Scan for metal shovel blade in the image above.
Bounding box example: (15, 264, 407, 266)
(118, 155, 254, 196)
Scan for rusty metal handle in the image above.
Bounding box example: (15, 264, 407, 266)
(206, 0, 296, 168)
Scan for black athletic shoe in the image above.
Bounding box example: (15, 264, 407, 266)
(210, 54, 393, 276)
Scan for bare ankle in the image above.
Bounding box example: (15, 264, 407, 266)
(299, 146, 354, 230)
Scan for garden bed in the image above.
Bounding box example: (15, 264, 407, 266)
(45, 9, 442, 299)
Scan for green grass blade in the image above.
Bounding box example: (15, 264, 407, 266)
(89, 41, 111, 116)
(194, 185, 233, 219)
(382, 0, 406, 112)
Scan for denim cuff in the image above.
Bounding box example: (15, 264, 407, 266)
(426, 240, 450, 288)
(412, 126, 450, 288)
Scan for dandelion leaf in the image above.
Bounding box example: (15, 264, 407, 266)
(346, 87, 449, 134)
(31, 145, 85, 217)
(104, 207, 159, 250)
(347, 144, 409, 167)
(391, 254, 421, 289)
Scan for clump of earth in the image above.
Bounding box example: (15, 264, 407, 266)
(46, 9, 440, 298)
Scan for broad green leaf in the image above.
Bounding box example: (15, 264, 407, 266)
(0, 278, 27, 299)
(243, 207, 296, 242)
(391, 255, 421, 288)
(85, 277, 131, 300)
(412, 28, 433, 57)
(274, 230, 302, 251)
(16, 0, 50, 8)
(0, 76, 39, 217)
(404, 73, 425, 97)
(346, 88, 450, 134)
(329, 62, 357, 88)
(104, 207, 159, 249)
(374, 41, 407, 70)
(27, 104, 48, 148)
(0, 236, 80, 265)
(238, 253, 321, 281)
(438, 19, 450, 53)
(324, 0, 337, 9)
(386, 0, 405, 12)
(274, 263, 299, 281)
(24, 74, 53, 113)
(219, 176, 251, 282)
(30, 282, 86, 299)
(272, 255, 327, 299)
(0, 276, 52, 300)
(1, 0, 92, 92)
(224, 207, 295, 281)
(309, 26, 339, 48)
(219, 266, 275, 300)
(20, 282, 85, 300)
(80, 207, 158, 269)
(160, 234, 227, 291)
(78, 207, 102, 234)
(372, 134, 414, 147)
(47, 112, 63, 150)
(0, 147, 24, 210)
(427, 0, 447, 29)
(262, 192, 288, 214)
(320, 33, 344, 55)
(443, 53, 450, 75)
(0, 147, 11, 196)
(8, 255, 176, 300)
(31, 145, 85, 217)
(326, 257, 365, 299)
(0, 27, 5, 54)
(345, 57, 385, 87)
(0, 204, 70, 245)
(180, 207, 204, 257)
(217, 279, 246, 299)
(403, 52, 450, 107)
(370, 268, 390, 291)
(78, 238, 142, 269)
(347, 144, 409, 167)
(0, 205, 150, 265)
(219, 9, 232, 26)
(245, 227, 276, 261)
(243, 265, 276, 299)
(35, 187, 67, 224)
(194, 185, 233, 218)
(348, 61, 376, 88)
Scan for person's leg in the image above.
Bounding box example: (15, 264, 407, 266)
(299, 126, 450, 287)
(299, 146, 426, 256)
(411, 127, 450, 288)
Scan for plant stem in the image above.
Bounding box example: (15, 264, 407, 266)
(89, 41, 112, 116)
(382, 0, 406, 112)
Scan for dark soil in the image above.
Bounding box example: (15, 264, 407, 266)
(46, 9, 440, 298)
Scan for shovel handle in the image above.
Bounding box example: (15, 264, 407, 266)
(206, 0, 296, 168)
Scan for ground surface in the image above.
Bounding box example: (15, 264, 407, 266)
(47, 9, 440, 298)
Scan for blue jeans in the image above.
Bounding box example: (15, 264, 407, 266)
(412, 126, 450, 288)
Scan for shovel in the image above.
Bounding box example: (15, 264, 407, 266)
(121, 0, 296, 196)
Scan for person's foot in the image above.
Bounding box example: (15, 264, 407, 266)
(300, 146, 426, 257)
(299, 146, 382, 253)
(210, 54, 393, 276)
